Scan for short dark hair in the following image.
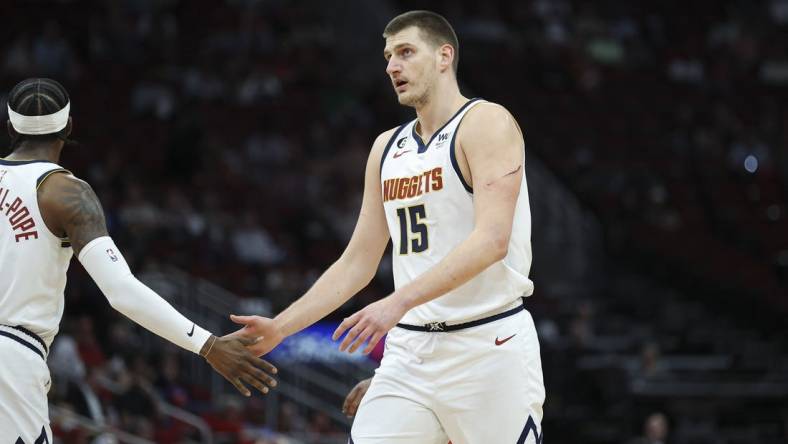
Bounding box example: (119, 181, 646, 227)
(383, 11, 459, 73)
(7, 78, 70, 148)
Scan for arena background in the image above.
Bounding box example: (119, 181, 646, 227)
(2, 0, 788, 443)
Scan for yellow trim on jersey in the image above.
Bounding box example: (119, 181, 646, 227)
(35, 168, 72, 242)
(35, 168, 71, 191)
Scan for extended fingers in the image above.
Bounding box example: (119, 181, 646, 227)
(242, 373, 269, 395)
(244, 358, 278, 388)
(338, 322, 365, 352)
(363, 332, 385, 355)
(332, 313, 360, 341)
(348, 326, 374, 354)
(230, 314, 256, 325)
(228, 376, 251, 397)
(255, 358, 278, 375)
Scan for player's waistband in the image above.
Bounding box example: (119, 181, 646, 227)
(395, 298, 525, 332)
(0, 324, 48, 360)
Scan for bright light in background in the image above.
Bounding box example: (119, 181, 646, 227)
(744, 154, 759, 173)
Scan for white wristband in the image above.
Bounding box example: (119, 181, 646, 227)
(78, 236, 212, 354)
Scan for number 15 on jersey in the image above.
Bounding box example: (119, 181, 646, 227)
(396, 204, 428, 255)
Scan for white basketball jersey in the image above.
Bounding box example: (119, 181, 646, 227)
(380, 99, 534, 325)
(0, 159, 72, 347)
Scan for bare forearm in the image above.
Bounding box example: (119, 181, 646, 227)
(394, 229, 505, 310)
(274, 257, 374, 337)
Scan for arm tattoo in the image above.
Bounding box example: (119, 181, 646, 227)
(60, 180, 108, 256)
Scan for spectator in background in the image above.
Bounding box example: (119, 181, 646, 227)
(32, 21, 77, 79)
(232, 211, 284, 265)
(569, 300, 596, 349)
(637, 342, 668, 380)
(117, 356, 159, 433)
(155, 352, 190, 408)
(75, 316, 107, 369)
(627, 412, 670, 444)
(49, 326, 86, 389)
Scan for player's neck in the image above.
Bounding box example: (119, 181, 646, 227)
(6, 143, 62, 164)
(414, 87, 467, 141)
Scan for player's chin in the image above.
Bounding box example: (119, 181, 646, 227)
(396, 92, 416, 107)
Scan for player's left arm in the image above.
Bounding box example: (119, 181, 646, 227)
(334, 104, 524, 353)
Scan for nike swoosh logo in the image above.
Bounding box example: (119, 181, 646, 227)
(393, 150, 412, 159)
(187, 324, 195, 337)
(495, 334, 516, 346)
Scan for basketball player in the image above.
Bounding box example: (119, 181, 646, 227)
(229, 11, 544, 443)
(0, 78, 277, 443)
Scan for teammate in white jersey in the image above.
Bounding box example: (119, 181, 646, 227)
(0, 78, 277, 443)
(230, 11, 545, 443)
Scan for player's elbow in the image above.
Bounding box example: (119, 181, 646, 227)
(482, 229, 510, 263)
(337, 253, 378, 288)
(490, 235, 510, 262)
(100, 275, 137, 313)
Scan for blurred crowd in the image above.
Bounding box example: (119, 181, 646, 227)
(48, 315, 342, 443)
(2, 0, 788, 443)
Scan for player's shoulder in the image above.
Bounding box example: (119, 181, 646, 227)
(372, 125, 406, 150)
(39, 170, 89, 191)
(368, 125, 408, 159)
(464, 101, 518, 128)
(460, 101, 523, 142)
(37, 171, 96, 206)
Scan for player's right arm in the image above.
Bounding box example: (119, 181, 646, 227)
(229, 128, 395, 356)
(37, 173, 277, 396)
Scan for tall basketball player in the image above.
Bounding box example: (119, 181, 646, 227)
(230, 11, 545, 444)
(0, 78, 277, 443)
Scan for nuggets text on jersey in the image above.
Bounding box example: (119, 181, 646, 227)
(382, 167, 443, 202)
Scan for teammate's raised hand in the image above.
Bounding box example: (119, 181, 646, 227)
(201, 335, 278, 396)
(333, 296, 408, 354)
(227, 314, 285, 357)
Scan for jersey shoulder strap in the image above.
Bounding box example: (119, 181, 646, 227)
(380, 121, 414, 173)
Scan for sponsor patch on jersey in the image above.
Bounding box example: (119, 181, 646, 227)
(434, 132, 449, 147)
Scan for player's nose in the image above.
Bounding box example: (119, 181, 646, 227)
(386, 57, 402, 76)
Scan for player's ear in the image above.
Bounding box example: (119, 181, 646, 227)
(64, 117, 73, 138)
(438, 44, 454, 73)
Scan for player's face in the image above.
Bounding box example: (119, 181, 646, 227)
(384, 27, 440, 107)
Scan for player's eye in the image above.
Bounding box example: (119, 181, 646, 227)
(401, 48, 413, 57)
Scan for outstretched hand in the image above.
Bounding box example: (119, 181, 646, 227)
(201, 335, 278, 397)
(225, 314, 285, 357)
(332, 296, 407, 354)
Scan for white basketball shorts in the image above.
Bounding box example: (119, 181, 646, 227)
(351, 308, 545, 444)
(0, 325, 52, 443)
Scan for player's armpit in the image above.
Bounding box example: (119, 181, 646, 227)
(38, 173, 108, 256)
